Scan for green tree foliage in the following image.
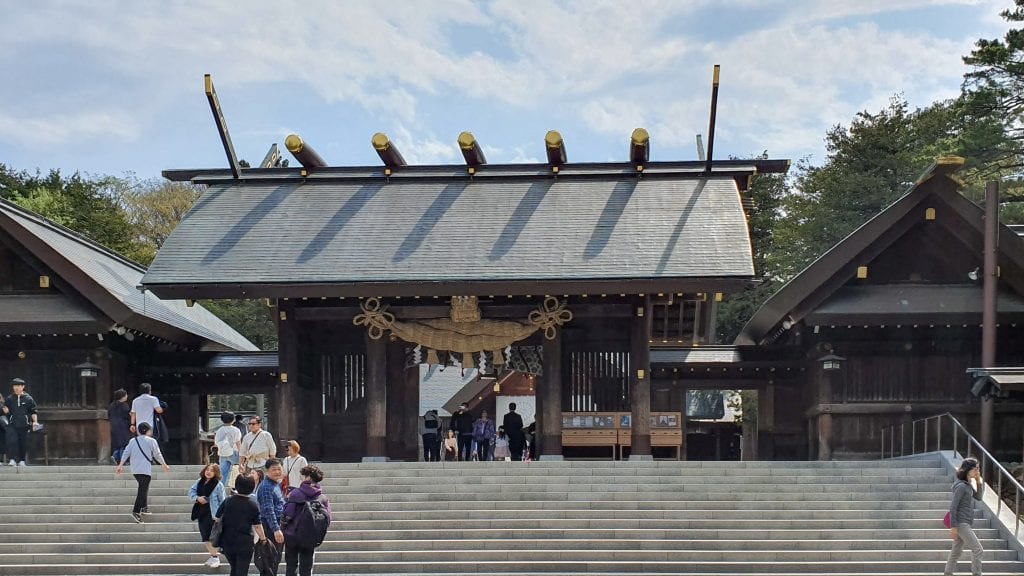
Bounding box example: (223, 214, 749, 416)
(0, 164, 148, 263)
(962, 0, 1024, 177)
(200, 299, 278, 351)
(716, 168, 787, 343)
(112, 175, 203, 266)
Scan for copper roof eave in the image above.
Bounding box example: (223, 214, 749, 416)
(162, 159, 791, 184)
(142, 276, 757, 300)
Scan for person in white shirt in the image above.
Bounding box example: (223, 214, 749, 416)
(115, 422, 170, 523)
(129, 383, 163, 436)
(282, 440, 308, 495)
(239, 416, 276, 472)
(215, 411, 243, 489)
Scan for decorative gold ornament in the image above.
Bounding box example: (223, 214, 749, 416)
(450, 295, 481, 323)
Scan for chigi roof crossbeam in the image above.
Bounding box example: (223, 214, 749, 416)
(181, 71, 789, 188)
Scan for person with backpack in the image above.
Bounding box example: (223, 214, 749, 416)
(472, 410, 496, 462)
(420, 410, 442, 462)
(215, 411, 242, 489)
(282, 464, 333, 576)
(115, 421, 170, 523)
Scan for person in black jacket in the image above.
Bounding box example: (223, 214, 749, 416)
(109, 389, 132, 464)
(502, 403, 525, 461)
(449, 403, 475, 461)
(3, 378, 38, 468)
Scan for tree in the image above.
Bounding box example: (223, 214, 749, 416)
(200, 299, 278, 351)
(962, 0, 1024, 177)
(0, 166, 146, 262)
(114, 175, 203, 266)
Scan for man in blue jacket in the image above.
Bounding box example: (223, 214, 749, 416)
(256, 458, 286, 576)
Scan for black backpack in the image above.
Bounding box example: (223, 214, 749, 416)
(285, 495, 331, 548)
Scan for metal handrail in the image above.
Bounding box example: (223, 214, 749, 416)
(880, 412, 1023, 536)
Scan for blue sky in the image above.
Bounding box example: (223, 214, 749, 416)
(0, 0, 1011, 180)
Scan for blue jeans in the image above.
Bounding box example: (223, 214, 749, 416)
(220, 454, 239, 487)
(112, 447, 124, 464)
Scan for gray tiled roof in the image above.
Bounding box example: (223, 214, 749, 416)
(0, 294, 102, 327)
(143, 176, 753, 287)
(0, 200, 257, 351)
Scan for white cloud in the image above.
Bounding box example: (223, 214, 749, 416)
(0, 110, 139, 148)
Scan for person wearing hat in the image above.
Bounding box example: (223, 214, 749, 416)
(2, 378, 38, 468)
(116, 421, 170, 523)
(215, 411, 243, 489)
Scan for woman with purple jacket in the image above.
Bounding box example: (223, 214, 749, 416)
(282, 464, 332, 576)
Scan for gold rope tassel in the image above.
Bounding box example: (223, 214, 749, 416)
(491, 349, 504, 366)
(426, 349, 439, 366)
(462, 352, 473, 369)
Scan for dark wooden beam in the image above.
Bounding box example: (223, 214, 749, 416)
(294, 303, 632, 322)
(162, 159, 790, 183)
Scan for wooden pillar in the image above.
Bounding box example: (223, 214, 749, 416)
(538, 328, 563, 459)
(180, 384, 201, 464)
(758, 383, 775, 460)
(816, 369, 833, 461)
(95, 350, 113, 463)
(630, 296, 652, 459)
(386, 340, 419, 461)
(275, 301, 300, 448)
(364, 333, 388, 461)
(679, 387, 688, 461)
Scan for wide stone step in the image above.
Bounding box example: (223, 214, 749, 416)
(0, 499, 953, 514)
(3, 559, 1022, 575)
(0, 517, 990, 532)
(0, 537, 1008, 554)
(4, 548, 1021, 565)
(0, 508, 967, 523)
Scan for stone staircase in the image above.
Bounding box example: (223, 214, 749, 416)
(0, 456, 1021, 575)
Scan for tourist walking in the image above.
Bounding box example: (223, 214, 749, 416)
(450, 402, 475, 461)
(240, 416, 277, 472)
(443, 429, 458, 461)
(493, 427, 511, 461)
(189, 463, 226, 568)
(256, 458, 287, 576)
(421, 410, 442, 462)
(283, 440, 308, 495)
(503, 403, 525, 461)
(473, 410, 496, 462)
(945, 456, 985, 576)
(215, 411, 242, 489)
(108, 389, 132, 464)
(3, 378, 38, 468)
(216, 473, 269, 576)
(115, 422, 169, 522)
(129, 383, 162, 436)
(282, 464, 333, 576)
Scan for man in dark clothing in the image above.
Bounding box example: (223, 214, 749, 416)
(108, 388, 132, 464)
(503, 403, 525, 461)
(3, 378, 38, 468)
(449, 402, 475, 461)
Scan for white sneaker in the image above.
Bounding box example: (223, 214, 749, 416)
(204, 556, 220, 568)
(16, 461, 25, 468)
(6, 460, 13, 466)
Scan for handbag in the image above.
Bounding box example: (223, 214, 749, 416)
(943, 511, 952, 529)
(209, 518, 224, 548)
